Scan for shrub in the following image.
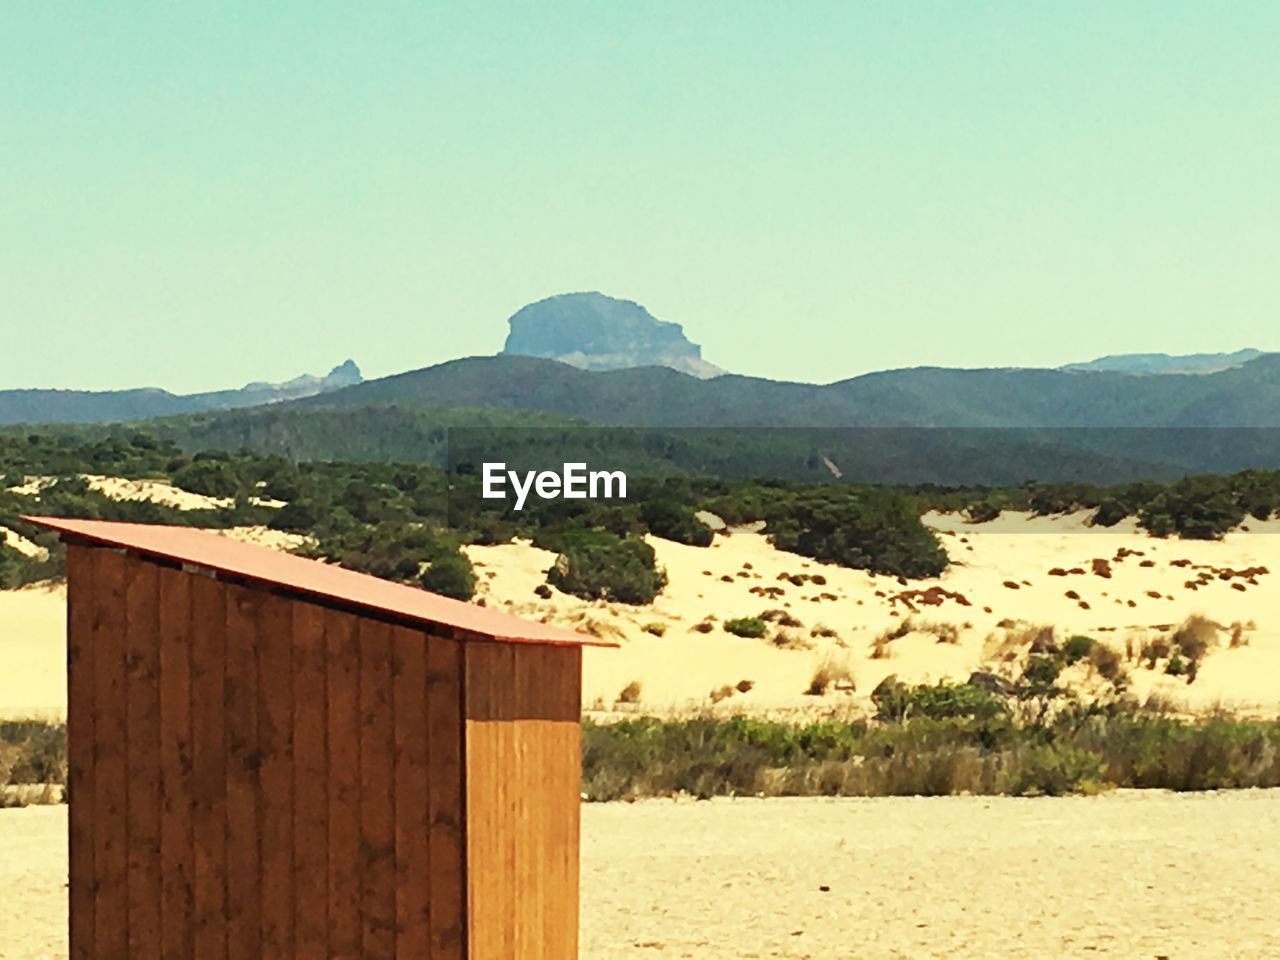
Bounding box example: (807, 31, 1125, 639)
(616, 681, 642, 704)
(871, 678, 1008, 724)
(418, 550, 476, 601)
(1172, 615, 1217, 664)
(1088, 643, 1123, 681)
(965, 500, 1001, 523)
(0, 721, 67, 787)
(640, 499, 713, 547)
(170, 459, 242, 499)
(724, 617, 767, 639)
(762, 487, 949, 579)
(806, 656, 853, 696)
(545, 528, 666, 605)
(1020, 654, 1063, 695)
(1062, 635, 1095, 664)
(1002, 744, 1105, 797)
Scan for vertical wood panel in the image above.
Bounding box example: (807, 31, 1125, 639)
(466, 641, 583, 960)
(225, 584, 264, 958)
(552, 647, 583, 960)
(519, 646, 547, 960)
(292, 601, 329, 960)
(497, 645, 518, 960)
(91, 548, 129, 957)
(189, 572, 227, 960)
(65, 547, 95, 960)
(359, 619, 396, 959)
(325, 609, 362, 959)
(427, 636, 465, 960)
(124, 557, 162, 958)
(465, 641, 519, 960)
(258, 591, 295, 960)
(158, 565, 195, 960)
(394, 626, 431, 959)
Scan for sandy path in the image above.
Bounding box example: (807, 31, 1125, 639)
(4, 792, 1278, 959)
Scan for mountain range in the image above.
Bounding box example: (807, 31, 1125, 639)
(1061, 349, 1270, 376)
(2, 293, 1278, 485)
(0, 360, 362, 426)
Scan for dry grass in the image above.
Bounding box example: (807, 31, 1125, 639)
(805, 654, 854, 696)
(1172, 615, 1219, 664)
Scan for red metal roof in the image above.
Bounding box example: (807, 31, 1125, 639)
(24, 516, 615, 648)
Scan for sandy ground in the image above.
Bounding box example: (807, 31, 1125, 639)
(466, 512, 1280, 716)
(3, 511, 1279, 718)
(0, 583, 66, 720)
(580, 791, 1280, 959)
(6, 474, 286, 511)
(0, 528, 306, 719)
(4, 791, 1279, 959)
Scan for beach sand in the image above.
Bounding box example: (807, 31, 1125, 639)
(3, 791, 1279, 959)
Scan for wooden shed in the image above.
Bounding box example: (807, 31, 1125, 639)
(28, 515, 615, 960)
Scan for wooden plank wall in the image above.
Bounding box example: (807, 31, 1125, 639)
(66, 545, 467, 959)
(465, 641, 583, 960)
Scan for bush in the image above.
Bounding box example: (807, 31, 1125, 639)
(546, 528, 666, 605)
(806, 656, 853, 696)
(723, 617, 767, 639)
(1002, 744, 1105, 797)
(0, 721, 67, 787)
(872, 678, 1008, 724)
(418, 550, 476, 601)
(1088, 643, 1123, 681)
(965, 500, 1001, 523)
(640, 499, 713, 547)
(1062, 635, 1095, 664)
(1172, 615, 1217, 664)
(170, 459, 242, 499)
(762, 487, 949, 579)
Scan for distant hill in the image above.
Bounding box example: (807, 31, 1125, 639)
(0, 360, 362, 426)
(1063, 349, 1269, 376)
(501, 292, 724, 379)
(305, 352, 1280, 429)
(8, 352, 1280, 485)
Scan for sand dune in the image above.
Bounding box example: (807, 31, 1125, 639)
(467, 512, 1280, 716)
(5, 474, 286, 511)
(2, 512, 1277, 718)
(0, 582, 66, 720)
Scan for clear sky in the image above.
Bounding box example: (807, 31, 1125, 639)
(3, 3, 1278, 392)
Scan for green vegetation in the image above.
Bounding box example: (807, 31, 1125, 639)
(581, 694, 1280, 801)
(953, 469, 1280, 540)
(541, 527, 666, 604)
(3, 430, 1279, 605)
(0, 720, 67, 806)
(723, 617, 768, 639)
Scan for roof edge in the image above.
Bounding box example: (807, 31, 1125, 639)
(22, 515, 619, 650)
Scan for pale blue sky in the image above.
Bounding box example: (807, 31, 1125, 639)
(3, 4, 1278, 391)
